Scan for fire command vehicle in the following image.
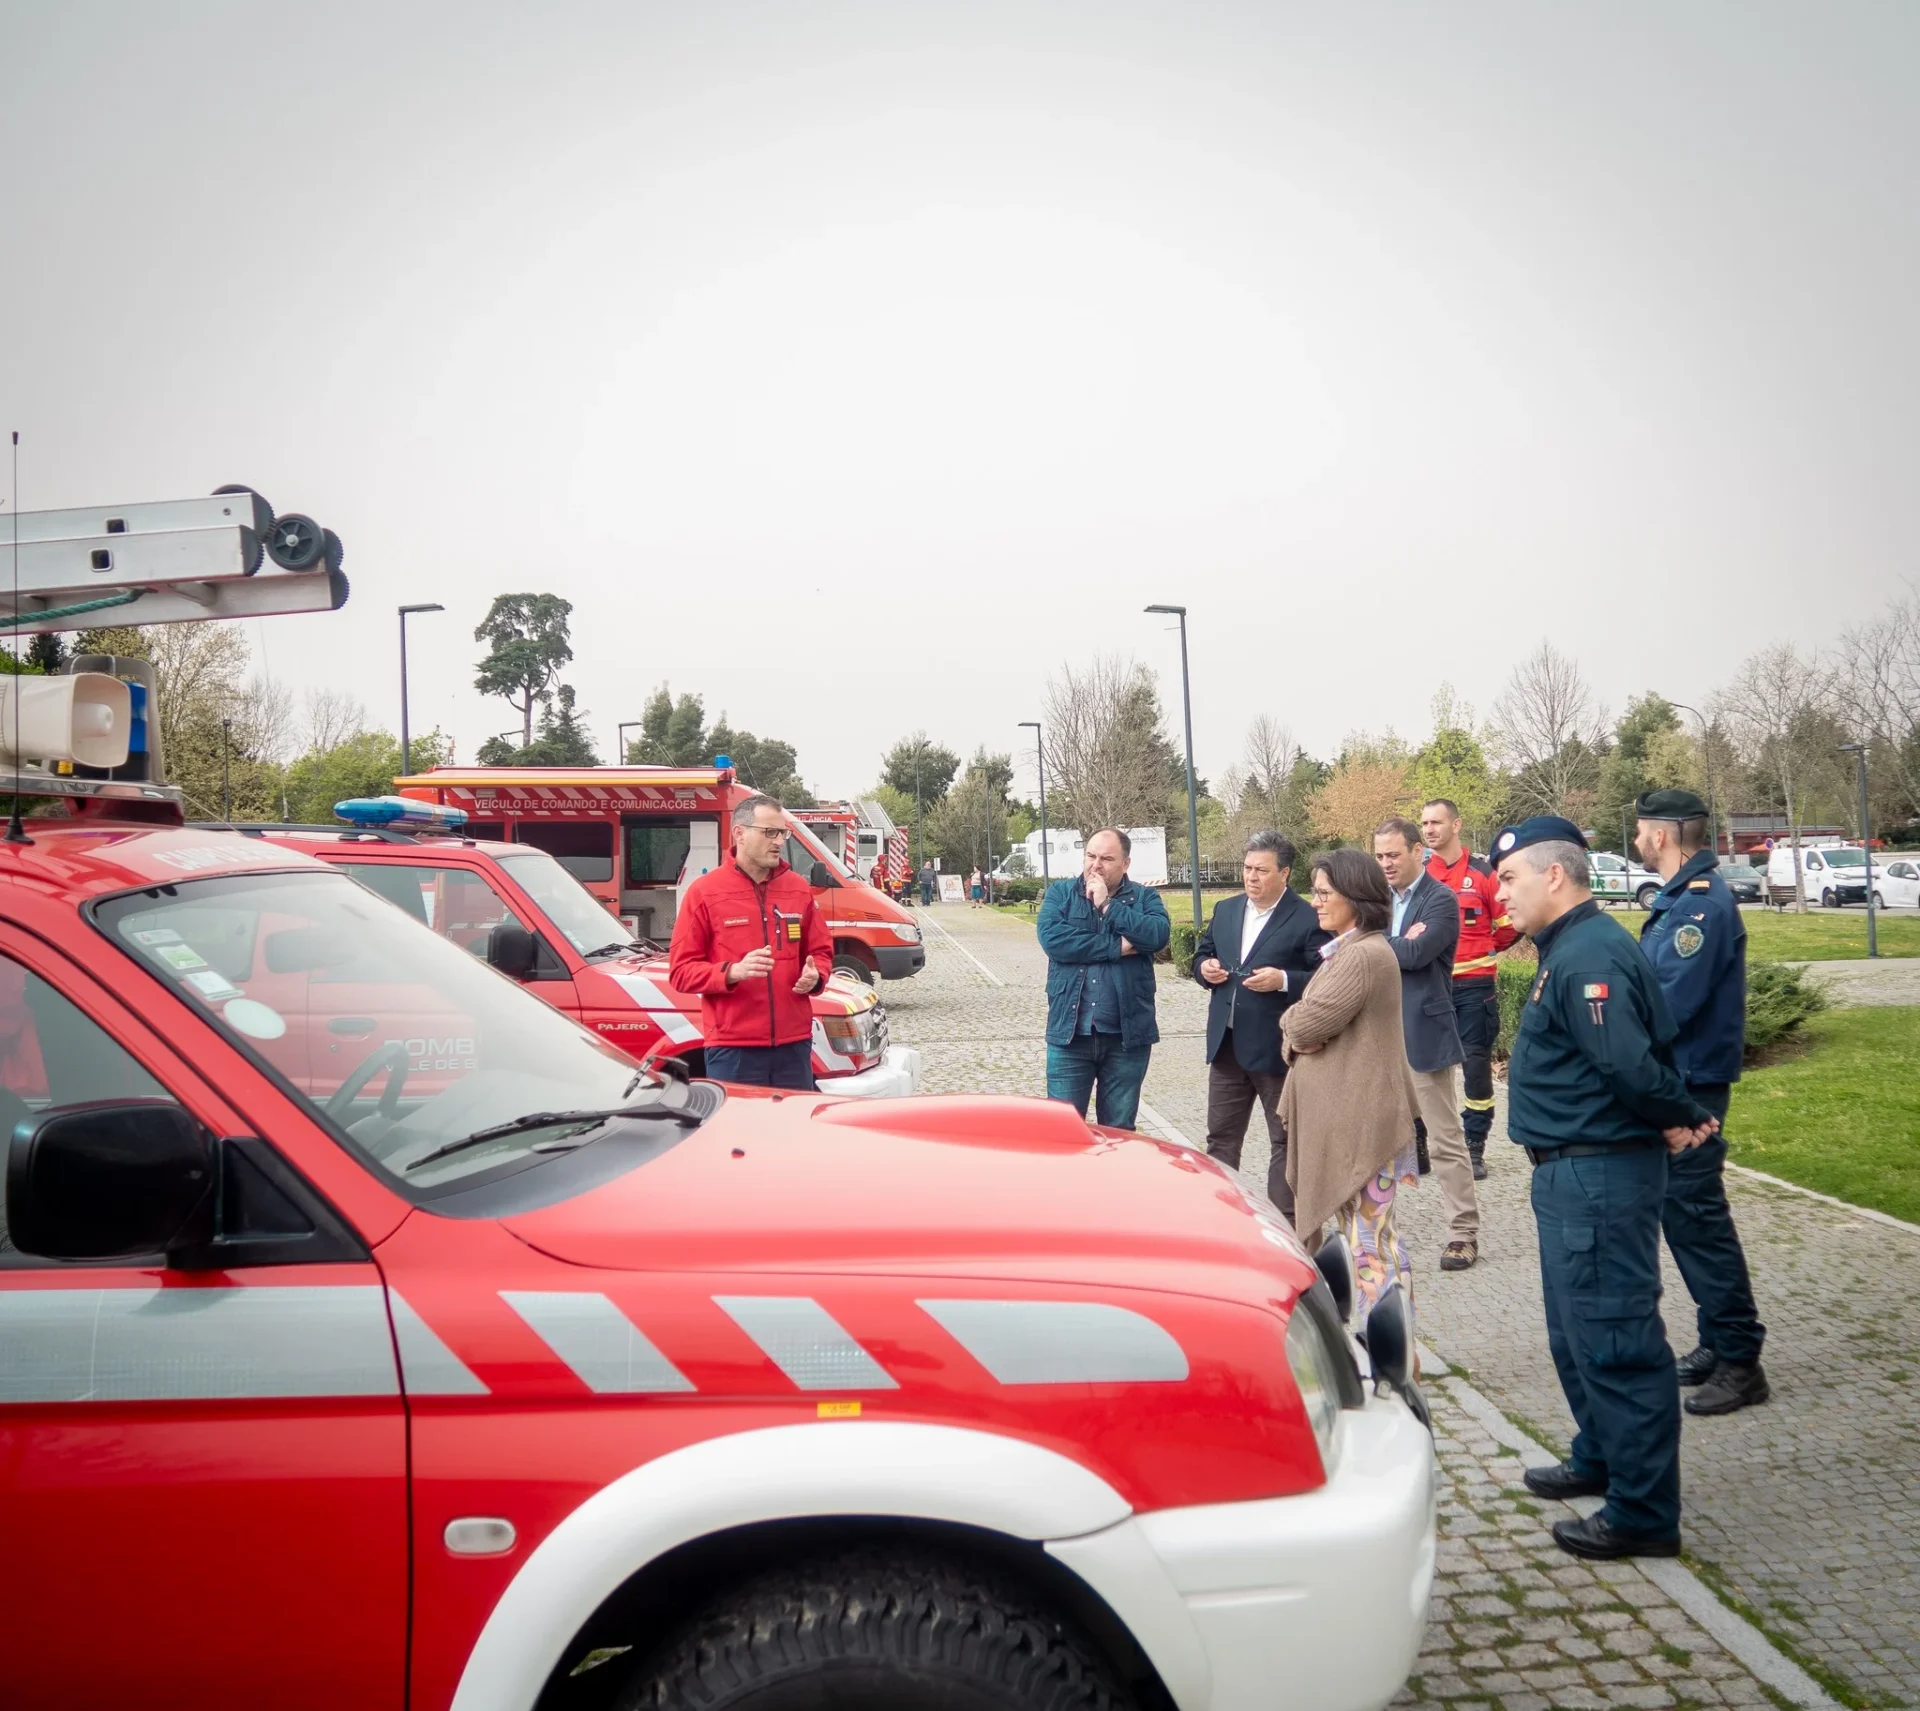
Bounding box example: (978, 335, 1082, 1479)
(243, 804, 921, 1097)
(392, 765, 926, 987)
(0, 488, 1435, 1711)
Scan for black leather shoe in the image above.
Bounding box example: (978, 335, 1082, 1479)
(1416, 1135, 1431, 1176)
(1686, 1360, 1770, 1416)
(1675, 1345, 1717, 1387)
(1551, 1513, 1680, 1560)
(1523, 1460, 1607, 1501)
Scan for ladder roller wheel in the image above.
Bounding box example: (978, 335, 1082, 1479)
(211, 484, 275, 535)
(266, 513, 326, 571)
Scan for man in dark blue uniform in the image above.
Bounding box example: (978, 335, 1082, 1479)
(1635, 788, 1769, 1415)
(1493, 816, 1719, 1560)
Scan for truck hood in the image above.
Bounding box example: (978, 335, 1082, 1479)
(501, 1094, 1312, 1304)
(577, 953, 875, 1020)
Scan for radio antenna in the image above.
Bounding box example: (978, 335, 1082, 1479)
(5, 431, 29, 845)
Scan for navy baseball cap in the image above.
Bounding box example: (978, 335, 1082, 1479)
(1492, 816, 1589, 860)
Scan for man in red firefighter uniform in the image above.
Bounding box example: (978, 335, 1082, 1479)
(670, 793, 833, 1090)
(1421, 796, 1518, 1179)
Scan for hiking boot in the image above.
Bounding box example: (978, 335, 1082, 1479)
(1685, 1359, 1770, 1416)
(1552, 1513, 1680, 1561)
(1524, 1460, 1607, 1501)
(1470, 1151, 1489, 1181)
(1675, 1345, 1718, 1387)
(1440, 1240, 1478, 1272)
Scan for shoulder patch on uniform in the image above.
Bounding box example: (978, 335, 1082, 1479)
(1530, 967, 1550, 1003)
(1675, 924, 1705, 958)
(1688, 878, 1712, 891)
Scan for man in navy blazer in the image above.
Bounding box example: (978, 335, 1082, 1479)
(1193, 832, 1330, 1220)
(1376, 816, 1482, 1269)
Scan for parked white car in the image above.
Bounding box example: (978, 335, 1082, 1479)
(1590, 850, 1665, 909)
(1765, 842, 1888, 908)
(1875, 854, 1920, 909)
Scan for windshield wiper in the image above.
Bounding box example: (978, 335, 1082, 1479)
(404, 1104, 701, 1172)
(583, 940, 651, 960)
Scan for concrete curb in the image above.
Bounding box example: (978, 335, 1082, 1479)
(1418, 1342, 1844, 1711)
(1726, 1160, 1920, 1238)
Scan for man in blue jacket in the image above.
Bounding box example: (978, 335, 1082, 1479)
(1037, 828, 1172, 1130)
(1635, 788, 1768, 1417)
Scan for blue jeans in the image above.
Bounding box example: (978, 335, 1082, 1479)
(1047, 1033, 1151, 1130)
(706, 1041, 815, 1090)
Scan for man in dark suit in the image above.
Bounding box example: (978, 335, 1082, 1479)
(1193, 831, 1330, 1220)
(1375, 815, 1481, 1269)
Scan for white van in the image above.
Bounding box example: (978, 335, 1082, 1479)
(1765, 842, 1885, 909)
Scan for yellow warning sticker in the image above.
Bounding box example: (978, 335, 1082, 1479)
(816, 1400, 862, 1418)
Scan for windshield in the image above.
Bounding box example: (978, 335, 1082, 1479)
(94, 870, 671, 1190)
(1822, 848, 1867, 869)
(497, 849, 635, 952)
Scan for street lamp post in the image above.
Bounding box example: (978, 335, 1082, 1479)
(1019, 721, 1048, 884)
(220, 718, 232, 820)
(1840, 742, 1877, 959)
(1145, 604, 1203, 933)
(616, 721, 643, 765)
(398, 603, 445, 777)
(1669, 700, 1717, 857)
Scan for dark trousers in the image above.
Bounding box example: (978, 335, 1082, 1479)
(1046, 1032, 1150, 1130)
(1454, 977, 1500, 1155)
(1663, 1084, 1765, 1365)
(1204, 1030, 1293, 1222)
(1531, 1144, 1681, 1539)
(706, 1041, 816, 1090)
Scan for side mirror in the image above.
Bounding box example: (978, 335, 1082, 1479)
(6, 1099, 213, 1262)
(1313, 1232, 1356, 1324)
(487, 921, 538, 981)
(1362, 1282, 1431, 1429)
(808, 861, 835, 889)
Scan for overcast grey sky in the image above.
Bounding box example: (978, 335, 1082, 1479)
(3, 2, 1914, 799)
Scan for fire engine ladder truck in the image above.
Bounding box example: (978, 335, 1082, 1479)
(0, 485, 348, 804)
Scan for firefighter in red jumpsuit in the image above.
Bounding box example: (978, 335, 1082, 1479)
(1420, 797, 1517, 1179)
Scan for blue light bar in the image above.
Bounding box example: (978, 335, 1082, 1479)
(334, 795, 469, 830)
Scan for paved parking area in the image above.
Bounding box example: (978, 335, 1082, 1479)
(882, 903, 1920, 1709)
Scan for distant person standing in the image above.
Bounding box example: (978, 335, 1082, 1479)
(1495, 816, 1717, 1561)
(1037, 829, 1171, 1130)
(1374, 817, 1480, 1271)
(968, 866, 984, 908)
(1194, 831, 1331, 1220)
(1421, 797, 1517, 1181)
(1635, 789, 1769, 1417)
(669, 794, 831, 1090)
(919, 859, 936, 906)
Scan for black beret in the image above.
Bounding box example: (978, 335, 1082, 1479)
(1636, 788, 1709, 821)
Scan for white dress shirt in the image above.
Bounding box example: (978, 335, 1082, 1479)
(1238, 894, 1286, 990)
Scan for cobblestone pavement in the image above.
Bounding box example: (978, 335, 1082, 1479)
(882, 903, 1920, 1708)
(1793, 957, 1920, 1007)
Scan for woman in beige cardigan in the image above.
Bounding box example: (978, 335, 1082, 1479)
(1280, 848, 1422, 1319)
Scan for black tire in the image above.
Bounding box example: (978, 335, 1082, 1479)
(212, 483, 274, 534)
(833, 952, 876, 986)
(1821, 888, 1835, 909)
(616, 1551, 1134, 1711)
(322, 527, 344, 574)
(266, 512, 326, 570)
(1634, 884, 1659, 910)
(1873, 891, 1885, 910)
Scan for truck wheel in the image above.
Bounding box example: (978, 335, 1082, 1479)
(833, 952, 876, 986)
(1634, 884, 1659, 910)
(1821, 888, 1836, 909)
(1874, 891, 1885, 910)
(617, 1551, 1134, 1711)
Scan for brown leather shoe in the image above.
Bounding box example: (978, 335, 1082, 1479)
(1440, 1240, 1478, 1272)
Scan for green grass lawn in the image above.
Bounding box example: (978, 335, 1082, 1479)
(1727, 1007, 1920, 1224)
(1735, 909, 1920, 962)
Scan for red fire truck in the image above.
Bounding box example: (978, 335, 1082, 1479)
(0, 487, 1435, 1711)
(394, 767, 925, 987)
(246, 810, 920, 1098)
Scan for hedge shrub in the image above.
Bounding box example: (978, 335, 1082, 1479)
(1168, 922, 1199, 977)
(1492, 955, 1827, 1063)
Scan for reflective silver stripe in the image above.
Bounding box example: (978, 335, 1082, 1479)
(501, 1290, 694, 1394)
(0, 1285, 398, 1403)
(714, 1295, 898, 1391)
(388, 1292, 489, 1396)
(918, 1300, 1189, 1385)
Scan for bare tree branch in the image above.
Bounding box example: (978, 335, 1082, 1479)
(1490, 642, 1611, 817)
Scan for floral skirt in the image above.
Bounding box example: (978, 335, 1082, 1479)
(1338, 1151, 1417, 1330)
